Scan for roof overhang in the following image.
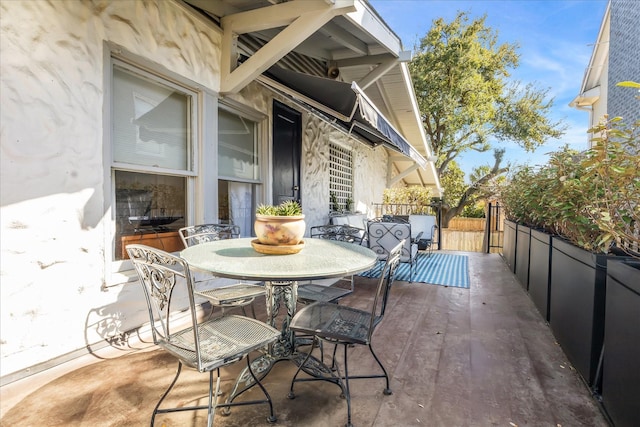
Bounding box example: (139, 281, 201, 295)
(569, 85, 601, 109)
(184, 0, 441, 192)
(259, 66, 427, 168)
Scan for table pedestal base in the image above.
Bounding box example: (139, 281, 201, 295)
(226, 280, 300, 405)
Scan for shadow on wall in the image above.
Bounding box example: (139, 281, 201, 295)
(84, 274, 229, 359)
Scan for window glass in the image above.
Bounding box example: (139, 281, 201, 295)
(218, 180, 255, 237)
(113, 67, 190, 170)
(114, 171, 186, 260)
(111, 61, 195, 262)
(218, 108, 259, 181)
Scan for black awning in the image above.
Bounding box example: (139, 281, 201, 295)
(260, 66, 426, 168)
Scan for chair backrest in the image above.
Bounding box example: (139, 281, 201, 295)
(366, 220, 412, 262)
(310, 224, 363, 245)
(369, 240, 403, 335)
(408, 214, 437, 240)
(179, 223, 240, 248)
(126, 244, 201, 359)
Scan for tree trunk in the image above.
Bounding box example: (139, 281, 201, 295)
(442, 149, 507, 228)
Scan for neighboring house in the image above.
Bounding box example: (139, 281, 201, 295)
(570, 0, 640, 146)
(0, 1, 440, 382)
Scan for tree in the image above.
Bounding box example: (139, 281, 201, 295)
(410, 12, 566, 226)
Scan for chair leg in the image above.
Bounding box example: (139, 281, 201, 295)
(207, 370, 217, 427)
(342, 343, 353, 427)
(246, 352, 277, 423)
(222, 354, 277, 423)
(368, 343, 392, 395)
(151, 361, 183, 427)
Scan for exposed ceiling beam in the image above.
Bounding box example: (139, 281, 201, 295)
(358, 57, 398, 90)
(389, 163, 419, 186)
(319, 21, 368, 56)
(221, 0, 337, 34)
(220, 0, 356, 94)
(338, 51, 410, 89)
(335, 52, 398, 67)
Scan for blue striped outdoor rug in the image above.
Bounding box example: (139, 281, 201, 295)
(358, 252, 470, 288)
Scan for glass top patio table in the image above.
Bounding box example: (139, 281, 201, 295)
(180, 237, 378, 406)
(180, 237, 378, 281)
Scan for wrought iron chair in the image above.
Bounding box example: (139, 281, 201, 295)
(296, 225, 364, 304)
(126, 244, 280, 427)
(179, 224, 265, 318)
(366, 219, 420, 282)
(408, 214, 438, 256)
(288, 240, 403, 427)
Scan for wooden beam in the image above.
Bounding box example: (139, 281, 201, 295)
(220, 0, 356, 94)
(221, 0, 340, 34)
(319, 21, 368, 56)
(389, 163, 419, 186)
(358, 56, 398, 90)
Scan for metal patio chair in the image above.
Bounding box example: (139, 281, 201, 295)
(408, 214, 438, 256)
(179, 224, 265, 318)
(366, 219, 420, 282)
(126, 244, 280, 427)
(287, 240, 403, 427)
(296, 224, 364, 305)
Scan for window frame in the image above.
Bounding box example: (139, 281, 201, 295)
(329, 142, 354, 211)
(216, 101, 268, 236)
(106, 54, 201, 276)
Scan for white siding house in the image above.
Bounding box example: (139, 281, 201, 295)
(0, 0, 440, 383)
(570, 0, 640, 145)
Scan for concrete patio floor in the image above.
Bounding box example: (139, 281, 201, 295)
(1, 251, 609, 426)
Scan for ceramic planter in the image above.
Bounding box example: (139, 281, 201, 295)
(254, 214, 305, 245)
(503, 220, 517, 273)
(515, 224, 531, 290)
(549, 236, 609, 387)
(528, 229, 552, 321)
(601, 259, 640, 427)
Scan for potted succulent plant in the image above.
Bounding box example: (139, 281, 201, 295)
(254, 200, 305, 246)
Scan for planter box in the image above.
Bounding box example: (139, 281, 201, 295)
(528, 229, 552, 321)
(515, 224, 531, 290)
(549, 237, 608, 386)
(503, 220, 517, 273)
(602, 259, 640, 427)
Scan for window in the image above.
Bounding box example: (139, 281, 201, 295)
(111, 61, 196, 261)
(329, 143, 353, 212)
(217, 106, 261, 236)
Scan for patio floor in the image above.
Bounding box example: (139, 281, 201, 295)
(0, 251, 609, 426)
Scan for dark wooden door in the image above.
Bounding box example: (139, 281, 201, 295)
(272, 101, 302, 205)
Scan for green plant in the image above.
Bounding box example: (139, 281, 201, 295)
(344, 197, 353, 212)
(500, 114, 639, 255)
(330, 192, 339, 212)
(256, 200, 303, 216)
(382, 186, 432, 213)
(582, 115, 639, 257)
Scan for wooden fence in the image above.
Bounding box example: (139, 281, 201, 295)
(442, 217, 504, 253)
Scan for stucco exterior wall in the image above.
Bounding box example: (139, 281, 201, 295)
(300, 113, 388, 229)
(0, 0, 222, 377)
(0, 0, 392, 379)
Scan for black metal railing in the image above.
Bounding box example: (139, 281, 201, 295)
(485, 202, 503, 253)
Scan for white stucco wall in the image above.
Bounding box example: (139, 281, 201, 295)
(0, 0, 222, 377)
(0, 0, 392, 379)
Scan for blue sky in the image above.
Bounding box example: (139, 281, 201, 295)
(369, 0, 608, 179)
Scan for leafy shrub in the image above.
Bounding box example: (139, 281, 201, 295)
(500, 115, 639, 255)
